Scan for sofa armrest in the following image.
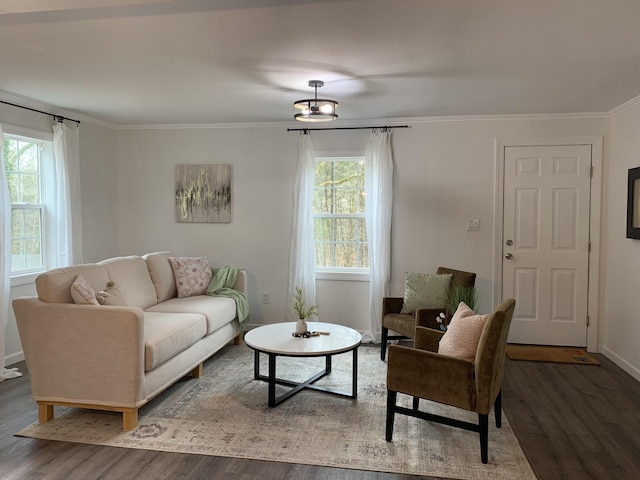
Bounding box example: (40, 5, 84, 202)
(13, 297, 146, 408)
(234, 269, 247, 295)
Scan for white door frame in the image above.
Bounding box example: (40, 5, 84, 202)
(493, 136, 603, 352)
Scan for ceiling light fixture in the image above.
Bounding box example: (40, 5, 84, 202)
(293, 80, 338, 122)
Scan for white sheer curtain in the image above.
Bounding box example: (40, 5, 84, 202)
(363, 129, 394, 343)
(53, 122, 83, 266)
(0, 126, 22, 381)
(287, 132, 317, 321)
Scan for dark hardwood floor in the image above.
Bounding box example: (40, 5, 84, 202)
(2, 346, 640, 480)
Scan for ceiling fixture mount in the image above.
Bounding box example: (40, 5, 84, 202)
(293, 80, 338, 122)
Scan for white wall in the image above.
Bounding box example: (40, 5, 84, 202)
(1, 100, 118, 365)
(602, 101, 640, 381)
(114, 117, 609, 337)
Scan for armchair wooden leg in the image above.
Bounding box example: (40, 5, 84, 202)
(381, 327, 389, 360)
(478, 413, 489, 464)
(494, 390, 502, 428)
(385, 390, 397, 441)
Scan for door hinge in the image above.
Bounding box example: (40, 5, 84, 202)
(588, 241, 591, 252)
(590, 165, 594, 177)
(586, 315, 590, 327)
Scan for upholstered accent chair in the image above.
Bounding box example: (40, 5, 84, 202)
(385, 298, 516, 464)
(380, 267, 476, 360)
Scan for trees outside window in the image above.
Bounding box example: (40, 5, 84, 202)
(3, 132, 52, 277)
(313, 157, 368, 271)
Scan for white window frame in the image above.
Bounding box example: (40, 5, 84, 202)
(313, 153, 370, 282)
(3, 125, 56, 287)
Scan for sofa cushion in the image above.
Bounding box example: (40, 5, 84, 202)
(146, 295, 237, 334)
(36, 264, 110, 304)
(144, 251, 178, 303)
(400, 272, 452, 314)
(98, 256, 158, 310)
(168, 257, 213, 297)
(70, 275, 100, 305)
(438, 302, 487, 360)
(143, 312, 207, 371)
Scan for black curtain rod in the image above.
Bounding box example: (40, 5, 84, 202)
(0, 100, 80, 125)
(287, 125, 409, 132)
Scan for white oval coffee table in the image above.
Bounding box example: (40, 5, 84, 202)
(244, 321, 362, 407)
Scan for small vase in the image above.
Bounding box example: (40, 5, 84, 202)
(295, 318, 308, 334)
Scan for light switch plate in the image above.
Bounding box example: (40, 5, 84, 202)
(467, 219, 480, 231)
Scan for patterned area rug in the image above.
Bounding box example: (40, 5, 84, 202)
(506, 345, 600, 365)
(17, 344, 536, 479)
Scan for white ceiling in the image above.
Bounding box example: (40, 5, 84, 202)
(1, 0, 640, 126)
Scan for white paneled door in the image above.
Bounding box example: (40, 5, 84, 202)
(503, 145, 591, 346)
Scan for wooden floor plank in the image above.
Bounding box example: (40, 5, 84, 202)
(2, 346, 640, 480)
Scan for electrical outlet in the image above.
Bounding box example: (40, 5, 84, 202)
(467, 219, 480, 231)
(261, 292, 270, 304)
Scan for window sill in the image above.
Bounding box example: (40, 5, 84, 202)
(315, 269, 370, 282)
(10, 272, 42, 287)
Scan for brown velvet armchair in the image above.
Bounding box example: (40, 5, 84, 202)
(385, 298, 516, 464)
(380, 267, 476, 360)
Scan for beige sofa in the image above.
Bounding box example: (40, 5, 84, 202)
(12, 251, 246, 431)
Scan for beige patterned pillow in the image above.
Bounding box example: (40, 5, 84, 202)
(438, 301, 488, 360)
(400, 272, 452, 314)
(70, 275, 100, 305)
(168, 257, 213, 298)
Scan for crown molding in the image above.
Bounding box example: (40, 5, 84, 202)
(0, 88, 616, 130)
(0, 89, 116, 129)
(608, 93, 640, 117)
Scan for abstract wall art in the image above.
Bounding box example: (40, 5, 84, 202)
(175, 164, 232, 223)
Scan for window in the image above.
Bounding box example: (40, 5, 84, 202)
(3, 128, 54, 283)
(313, 156, 368, 276)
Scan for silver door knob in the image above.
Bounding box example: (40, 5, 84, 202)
(505, 253, 513, 260)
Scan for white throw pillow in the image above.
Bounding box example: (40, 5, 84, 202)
(438, 301, 487, 360)
(399, 272, 452, 314)
(168, 256, 213, 298)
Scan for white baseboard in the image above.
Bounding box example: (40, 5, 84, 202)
(601, 346, 640, 382)
(5, 351, 25, 367)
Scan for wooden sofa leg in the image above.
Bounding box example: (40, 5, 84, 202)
(191, 362, 204, 378)
(38, 402, 54, 423)
(233, 333, 242, 345)
(123, 408, 138, 431)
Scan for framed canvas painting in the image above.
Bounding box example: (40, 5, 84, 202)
(175, 164, 231, 223)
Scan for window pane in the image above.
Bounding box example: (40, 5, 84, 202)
(11, 209, 25, 239)
(6, 172, 19, 202)
(315, 242, 333, 268)
(313, 217, 333, 242)
(18, 142, 39, 173)
(26, 238, 43, 269)
(11, 239, 26, 272)
(24, 209, 42, 237)
(334, 242, 356, 268)
(313, 185, 334, 214)
(20, 173, 40, 203)
(4, 140, 18, 172)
